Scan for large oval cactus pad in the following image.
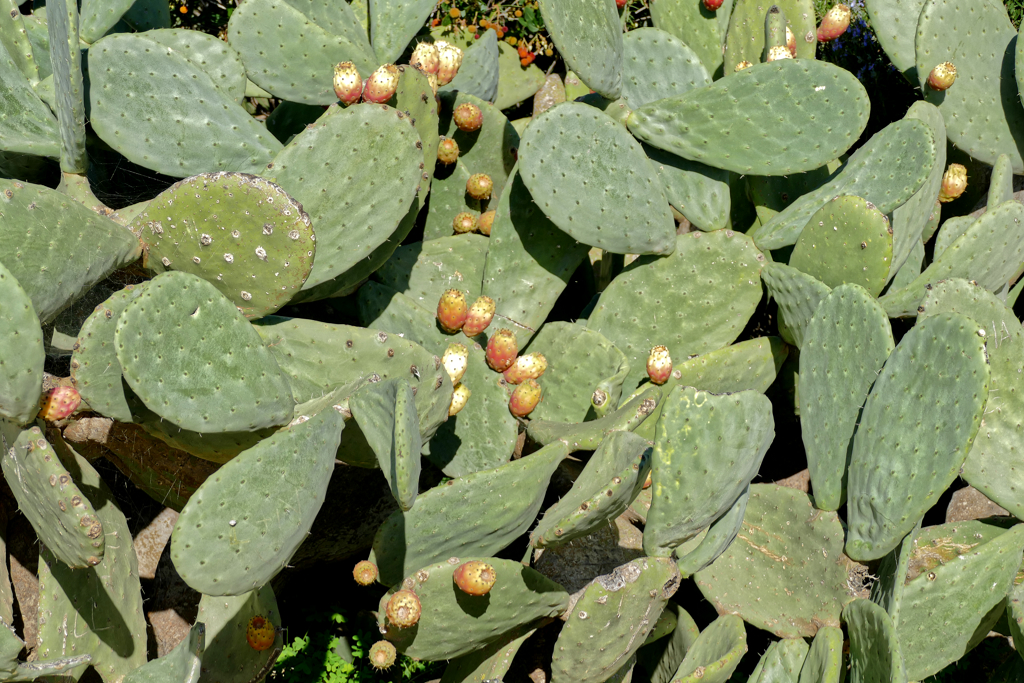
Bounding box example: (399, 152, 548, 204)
(0, 261, 43, 425)
(538, 0, 623, 99)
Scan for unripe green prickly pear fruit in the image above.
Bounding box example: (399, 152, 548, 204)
(928, 61, 957, 91)
(333, 61, 363, 105)
(369, 641, 396, 670)
(467, 173, 493, 200)
(410, 42, 440, 75)
(353, 560, 378, 586)
(646, 346, 672, 385)
(437, 289, 469, 333)
(939, 163, 967, 202)
(453, 211, 478, 234)
(463, 296, 496, 337)
(509, 379, 542, 417)
(38, 386, 81, 421)
(437, 137, 460, 164)
(503, 353, 548, 384)
(485, 329, 518, 372)
(817, 4, 851, 42)
(385, 590, 422, 628)
(436, 41, 464, 86)
(478, 210, 495, 236)
(453, 560, 496, 596)
(453, 102, 483, 132)
(449, 383, 471, 416)
(443, 343, 470, 385)
(362, 64, 399, 103)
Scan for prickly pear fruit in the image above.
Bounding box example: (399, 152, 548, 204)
(453, 211, 478, 234)
(353, 560, 378, 586)
(453, 102, 483, 132)
(385, 590, 422, 628)
(443, 343, 470, 385)
(246, 616, 275, 651)
(485, 328, 518, 372)
(817, 4, 850, 42)
(703, 0, 724, 9)
(786, 26, 797, 57)
(454, 560, 497, 596)
(38, 386, 81, 421)
(735, 60, 754, 71)
(616, 0, 627, 7)
(767, 45, 793, 62)
(410, 42, 440, 75)
(646, 346, 672, 385)
(467, 173, 493, 200)
(509, 379, 542, 417)
(369, 641, 396, 670)
(437, 289, 469, 333)
(437, 41, 464, 86)
(450, 383, 471, 416)
(928, 61, 957, 91)
(437, 137, 459, 165)
(362, 64, 399, 104)
(333, 61, 363, 105)
(939, 163, 967, 203)
(478, 210, 495, 236)
(463, 296, 496, 337)
(427, 71, 439, 95)
(503, 353, 548, 384)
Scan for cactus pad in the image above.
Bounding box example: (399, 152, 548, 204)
(762, 261, 832, 348)
(0, 39, 57, 157)
(197, 585, 282, 683)
(670, 614, 747, 682)
(527, 383, 663, 451)
(369, 0, 434, 64)
(724, 0, 816, 69)
(0, 261, 43, 425)
(646, 145, 731, 232)
(123, 622, 204, 683)
(843, 599, 907, 683)
(349, 378, 420, 511)
(620, 28, 710, 109)
(538, 0, 622, 99)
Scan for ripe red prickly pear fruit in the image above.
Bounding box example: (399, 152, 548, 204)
(646, 346, 672, 385)
(509, 379, 542, 417)
(928, 62, 957, 91)
(369, 641, 396, 670)
(333, 61, 363, 105)
(453, 211, 478, 234)
(437, 137, 459, 165)
(463, 296, 496, 337)
(454, 560, 497, 596)
(353, 560, 378, 586)
(485, 328, 517, 372)
(410, 42, 440, 75)
(478, 210, 495, 236)
(615, 0, 627, 8)
(246, 616, 275, 651)
(38, 386, 81, 421)
(385, 590, 421, 628)
(939, 163, 967, 203)
(436, 41, 464, 86)
(437, 289, 469, 333)
(449, 383, 471, 416)
(453, 102, 483, 132)
(703, 0, 723, 9)
(503, 353, 548, 384)
(786, 26, 797, 57)
(362, 64, 399, 103)
(443, 343, 470, 384)
(816, 4, 850, 42)
(466, 173, 493, 200)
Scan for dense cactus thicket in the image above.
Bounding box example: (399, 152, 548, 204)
(4, 0, 1024, 680)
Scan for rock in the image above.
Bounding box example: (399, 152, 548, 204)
(532, 515, 644, 595)
(946, 485, 1011, 523)
(145, 544, 200, 659)
(134, 508, 177, 581)
(773, 468, 811, 494)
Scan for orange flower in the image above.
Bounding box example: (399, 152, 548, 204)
(448, 7, 460, 18)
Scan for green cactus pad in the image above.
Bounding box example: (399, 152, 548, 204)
(880, 201, 1024, 317)
(675, 486, 749, 577)
(123, 622, 204, 683)
(724, 0, 816, 70)
(121, 0, 171, 31)
(747, 163, 836, 227)
(35, 440, 147, 682)
(538, 0, 622, 99)
(789, 195, 894, 296)
(550, 557, 681, 683)
(916, 281, 1024, 520)
(0, 0, 39, 85)
(695, 485, 856, 638)
(628, 60, 866, 176)
(0, 39, 57, 157)
(495, 41, 546, 110)
(139, 29, 248, 104)
(797, 626, 843, 683)
(799, 284, 894, 511)
(131, 172, 315, 319)
(265, 102, 326, 145)
(762, 261, 831, 348)
(227, 0, 376, 104)
(78, 0, 136, 46)
(1009, 573, 1024, 658)
(644, 387, 774, 556)
(751, 119, 937, 250)
(441, 29, 500, 103)
(518, 101, 676, 255)
(843, 599, 907, 683)
(369, 0, 433, 63)
(646, 145, 731, 232)
(933, 215, 974, 260)
(375, 235, 489, 312)
(116, 271, 294, 433)
(518, 322, 629, 424)
(846, 312, 990, 561)
(439, 628, 535, 683)
(0, 178, 141, 324)
(869, 522, 919, 626)
(0, 262, 43, 425)
(89, 33, 282, 178)
(588, 230, 765, 395)
(371, 440, 569, 586)
(377, 557, 569, 660)
(620, 28, 709, 109)
(269, 103, 423, 292)
(349, 378, 420, 511)
(670, 614, 747, 683)
(196, 585, 282, 683)
(171, 405, 343, 596)
(865, 0, 925, 82)
(917, 0, 1024, 171)
(480, 170, 590, 344)
(990, 153, 1015, 208)
(527, 383, 663, 452)
(892, 521, 1024, 679)
(634, 603, 700, 683)
(889, 239, 925, 293)
(531, 431, 650, 548)
(0, 423, 104, 568)
(650, 0, 733, 79)
(749, 639, 808, 683)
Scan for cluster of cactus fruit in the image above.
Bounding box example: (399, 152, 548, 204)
(7, 0, 1024, 679)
